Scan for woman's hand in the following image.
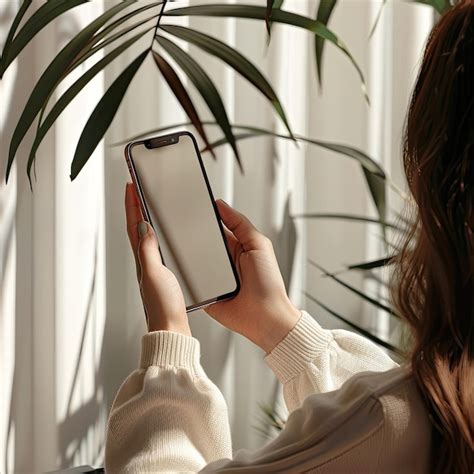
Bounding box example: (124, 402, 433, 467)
(206, 200, 301, 354)
(125, 182, 191, 336)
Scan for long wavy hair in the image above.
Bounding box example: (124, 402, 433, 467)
(392, 1, 474, 472)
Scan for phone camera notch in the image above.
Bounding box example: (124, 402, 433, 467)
(144, 136, 179, 149)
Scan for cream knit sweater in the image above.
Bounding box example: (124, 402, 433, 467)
(105, 311, 432, 473)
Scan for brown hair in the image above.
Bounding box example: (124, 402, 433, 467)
(392, 1, 474, 472)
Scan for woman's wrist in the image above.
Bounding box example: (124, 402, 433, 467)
(254, 298, 301, 354)
(148, 319, 192, 337)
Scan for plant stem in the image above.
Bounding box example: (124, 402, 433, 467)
(151, 0, 167, 49)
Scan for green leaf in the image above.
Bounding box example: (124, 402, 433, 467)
(273, 2, 286, 12)
(160, 24, 294, 139)
(369, 0, 448, 40)
(305, 292, 403, 355)
(308, 259, 400, 318)
(412, 0, 450, 14)
(36, 2, 162, 151)
(70, 50, 147, 180)
(292, 212, 400, 231)
(68, 1, 163, 72)
(265, 0, 284, 36)
(115, 121, 391, 225)
(368, 0, 386, 39)
(115, 122, 389, 222)
(1, 0, 89, 76)
(0, 0, 33, 78)
(156, 35, 242, 171)
(30, 2, 162, 181)
(110, 121, 193, 145)
(165, 4, 369, 103)
(394, 210, 413, 228)
(151, 50, 215, 159)
(362, 168, 386, 228)
(201, 123, 385, 178)
(5, 0, 135, 183)
(266, 0, 274, 33)
(258, 402, 285, 431)
(116, 119, 391, 223)
(315, 0, 337, 87)
(346, 256, 394, 271)
(115, 120, 387, 181)
(207, 132, 390, 221)
(27, 28, 152, 184)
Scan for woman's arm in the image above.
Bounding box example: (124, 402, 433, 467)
(104, 326, 394, 473)
(265, 310, 398, 412)
(105, 331, 232, 473)
(202, 371, 390, 473)
(206, 200, 398, 412)
(106, 183, 227, 470)
(108, 184, 398, 471)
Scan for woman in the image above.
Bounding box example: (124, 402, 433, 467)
(105, 2, 473, 473)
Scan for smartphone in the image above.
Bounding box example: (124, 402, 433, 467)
(125, 131, 240, 312)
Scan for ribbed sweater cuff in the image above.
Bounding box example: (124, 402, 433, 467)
(265, 311, 332, 384)
(140, 331, 205, 377)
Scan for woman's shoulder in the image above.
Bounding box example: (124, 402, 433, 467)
(347, 365, 430, 423)
(362, 366, 432, 444)
(349, 365, 418, 397)
(292, 367, 432, 472)
(316, 365, 430, 428)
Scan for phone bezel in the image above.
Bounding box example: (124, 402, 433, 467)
(125, 130, 241, 313)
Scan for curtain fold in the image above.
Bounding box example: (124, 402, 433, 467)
(1, 2, 106, 471)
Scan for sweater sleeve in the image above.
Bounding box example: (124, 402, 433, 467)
(201, 371, 386, 473)
(105, 331, 232, 473)
(105, 311, 398, 472)
(265, 310, 399, 412)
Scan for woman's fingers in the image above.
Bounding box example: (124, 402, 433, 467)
(125, 182, 143, 255)
(216, 199, 269, 251)
(136, 221, 163, 283)
(125, 182, 145, 281)
(222, 226, 239, 260)
(125, 183, 162, 284)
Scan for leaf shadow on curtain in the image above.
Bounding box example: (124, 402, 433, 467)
(276, 194, 296, 294)
(53, 9, 111, 468)
(57, 227, 133, 470)
(1, 9, 113, 471)
(2, 8, 38, 469)
(260, 192, 297, 440)
(57, 233, 104, 467)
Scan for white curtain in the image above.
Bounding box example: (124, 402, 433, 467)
(0, 1, 434, 471)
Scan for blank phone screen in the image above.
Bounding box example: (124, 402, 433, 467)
(128, 132, 239, 311)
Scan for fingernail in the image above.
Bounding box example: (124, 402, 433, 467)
(138, 221, 148, 237)
(219, 199, 230, 208)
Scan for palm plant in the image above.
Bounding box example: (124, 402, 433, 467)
(2, 0, 371, 185)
